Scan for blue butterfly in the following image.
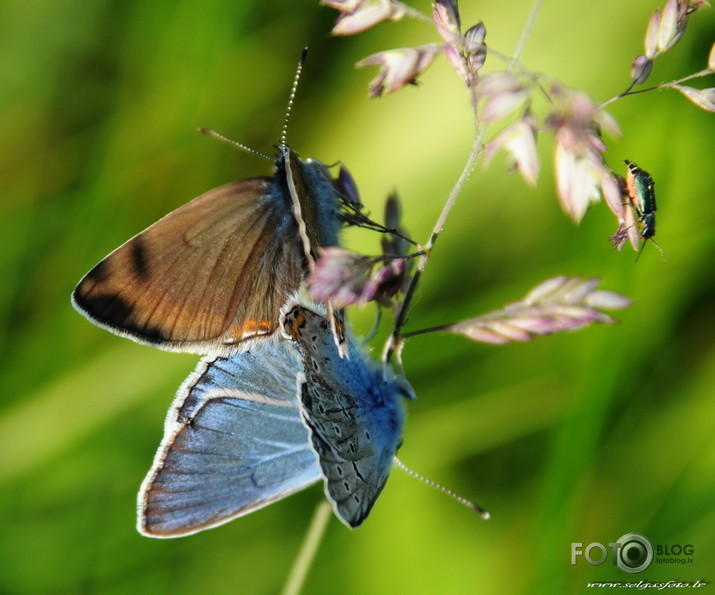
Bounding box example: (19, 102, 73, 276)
(138, 298, 413, 537)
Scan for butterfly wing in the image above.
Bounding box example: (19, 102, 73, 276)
(281, 300, 407, 528)
(138, 340, 321, 538)
(72, 178, 305, 354)
(297, 378, 395, 528)
(285, 150, 342, 255)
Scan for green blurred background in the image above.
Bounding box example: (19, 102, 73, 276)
(1, 0, 714, 593)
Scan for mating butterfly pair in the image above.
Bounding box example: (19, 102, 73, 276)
(73, 145, 411, 536)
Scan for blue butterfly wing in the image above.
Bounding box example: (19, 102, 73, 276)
(297, 379, 387, 528)
(281, 300, 408, 528)
(138, 341, 321, 537)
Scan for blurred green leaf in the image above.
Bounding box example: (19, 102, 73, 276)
(1, 0, 714, 593)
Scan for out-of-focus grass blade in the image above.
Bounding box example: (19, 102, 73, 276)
(0, 345, 192, 483)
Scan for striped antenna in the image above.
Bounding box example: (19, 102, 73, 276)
(393, 457, 490, 519)
(280, 47, 309, 153)
(197, 128, 272, 162)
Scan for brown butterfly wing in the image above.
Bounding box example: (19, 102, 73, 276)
(72, 178, 304, 354)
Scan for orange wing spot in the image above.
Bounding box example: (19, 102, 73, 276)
(286, 310, 306, 340)
(229, 319, 273, 338)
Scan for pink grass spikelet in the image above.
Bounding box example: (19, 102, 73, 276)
(323, 0, 407, 36)
(357, 45, 441, 97)
(444, 277, 631, 345)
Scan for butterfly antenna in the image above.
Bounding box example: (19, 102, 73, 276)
(393, 457, 490, 520)
(198, 128, 272, 162)
(280, 46, 309, 153)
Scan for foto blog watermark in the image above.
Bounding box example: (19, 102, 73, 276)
(571, 533, 699, 574)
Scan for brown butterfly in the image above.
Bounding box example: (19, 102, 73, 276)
(72, 147, 344, 355)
